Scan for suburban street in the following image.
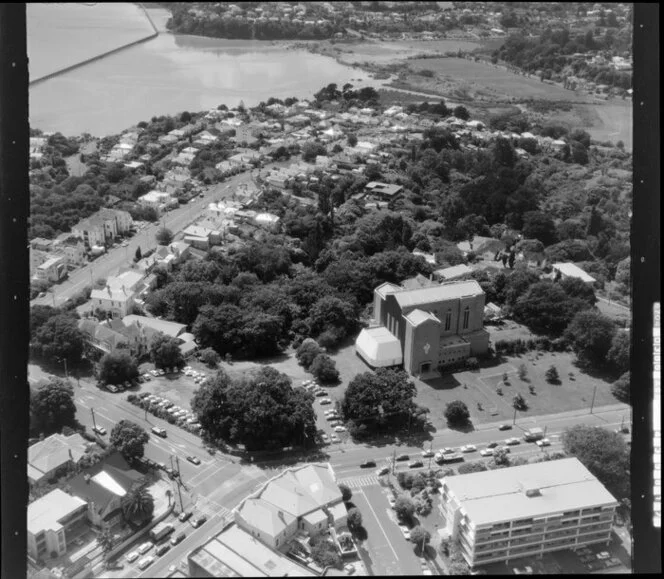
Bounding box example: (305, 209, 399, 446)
(31, 170, 256, 309)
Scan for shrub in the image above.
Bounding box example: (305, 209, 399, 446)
(296, 338, 324, 369)
(518, 363, 528, 380)
(444, 400, 471, 427)
(339, 484, 352, 502)
(310, 353, 340, 384)
(199, 347, 220, 368)
(466, 357, 479, 370)
(545, 365, 560, 384)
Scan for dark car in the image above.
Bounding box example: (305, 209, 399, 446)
(186, 456, 201, 465)
(395, 454, 410, 461)
(178, 511, 192, 522)
(170, 532, 186, 546)
(487, 441, 499, 448)
(360, 460, 376, 468)
(498, 424, 512, 431)
(155, 544, 170, 557)
(409, 460, 424, 469)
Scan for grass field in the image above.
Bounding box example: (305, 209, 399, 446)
(330, 39, 482, 65)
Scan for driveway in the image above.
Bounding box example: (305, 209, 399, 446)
(352, 486, 423, 576)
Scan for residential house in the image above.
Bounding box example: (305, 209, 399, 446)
(90, 270, 145, 318)
(28, 433, 89, 486)
(138, 190, 175, 215)
(552, 262, 596, 284)
(364, 181, 403, 201)
(52, 234, 86, 267)
(182, 225, 222, 250)
(28, 490, 88, 560)
(72, 209, 133, 250)
(34, 256, 67, 283)
(439, 458, 618, 568)
(68, 452, 146, 529)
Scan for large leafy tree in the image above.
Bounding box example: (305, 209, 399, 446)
(393, 495, 416, 522)
(30, 305, 60, 337)
(521, 211, 557, 246)
(98, 351, 139, 385)
(607, 330, 630, 374)
(307, 296, 359, 347)
(155, 227, 173, 245)
(31, 378, 77, 435)
(611, 371, 630, 404)
(444, 401, 471, 428)
(310, 354, 340, 384)
(110, 420, 149, 459)
(191, 367, 317, 451)
(149, 333, 184, 370)
(296, 339, 324, 369)
(513, 280, 589, 334)
(341, 369, 419, 434)
(562, 425, 630, 499)
(31, 313, 86, 364)
(559, 276, 597, 306)
(564, 310, 616, 365)
(121, 486, 155, 525)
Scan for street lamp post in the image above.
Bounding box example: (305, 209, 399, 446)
(589, 385, 598, 414)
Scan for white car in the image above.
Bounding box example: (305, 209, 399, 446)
(157, 369, 165, 376)
(137, 541, 153, 555)
(421, 449, 435, 458)
(334, 425, 347, 432)
(320, 398, 332, 405)
(461, 445, 477, 453)
(388, 496, 397, 508)
(441, 447, 455, 454)
(505, 438, 521, 446)
(92, 425, 107, 436)
(330, 434, 341, 443)
(150, 370, 159, 377)
(321, 434, 330, 443)
(536, 438, 551, 447)
(399, 525, 411, 540)
(137, 556, 154, 570)
(479, 448, 494, 457)
(125, 551, 139, 563)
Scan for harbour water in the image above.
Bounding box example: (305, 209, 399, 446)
(28, 4, 375, 137)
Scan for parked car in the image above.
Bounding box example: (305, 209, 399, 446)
(92, 425, 107, 436)
(334, 425, 347, 432)
(399, 525, 411, 540)
(441, 447, 455, 454)
(170, 532, 186, 546)
(536, 438, 551, 447)
(480, 448, 494, 457)
(151, 426, 167, 438)
(137, 542, 153, 555)
(125, 551, 139, 563)
(137, 556, 154, 570)
(461, 445, 477, 453)
(315, 391, 328, 397)
(186, 455, 201, 465)
(157, 369, 165, 376)
(330, 434, 341, 443)
(360, 460, 376, 468)
(142, 373, 152, 381)
(486, 441, 499, 448)
(388, 496, 396, 508)
(321, 433, 330, 443)
(498, 424, 512, 431)
(106, 384, 119, 393)
(409, 460, 424, 469)
(505, 437, 521, 446)
(395, 454, 409, 461)
(320, 398, 332, 405)
(421, 449, 435, 458)
(155, 544, 170, 557)
(178, 511, 192, 522)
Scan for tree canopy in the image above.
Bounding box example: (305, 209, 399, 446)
(562, 425, 630, 499)
(444, 401, 471, 428)
(98, 351, 139, 385)
(31, 313, 86, 365)
(564, 309, 616, 365)
(31, 378, 77, 435)
(110, 420, 149, 459)
(191, 367, 317, 451)
(149, 333, 184, 370)
(611, 371, 630, 404)
(121, 486, 155, 525)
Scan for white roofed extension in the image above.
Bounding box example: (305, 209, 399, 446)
(355, 327, 403, 368)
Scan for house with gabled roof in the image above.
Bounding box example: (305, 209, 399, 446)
(28, 433, 90, 486)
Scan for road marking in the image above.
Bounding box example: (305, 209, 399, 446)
(358, 489, 399, 560)
(339, 475, 380, 489)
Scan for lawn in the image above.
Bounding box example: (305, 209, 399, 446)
(415, 350, 621, 430)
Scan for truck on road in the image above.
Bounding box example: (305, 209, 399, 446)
(523, 427, 545, 442)
(435, 452, 464, 464)
(149, 522, 174, 543)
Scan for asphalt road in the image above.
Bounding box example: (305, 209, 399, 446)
(31, 171, 255, 309)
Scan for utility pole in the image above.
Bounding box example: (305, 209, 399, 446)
(512, 405, 517, 425)
(175, 455, 181, 479)
(589, 385, 598, 414)
(174, 478, 184, 512)
(392, 448, 396, 476)
(91, 408, 97, 431)
(427, 441, 433, 472)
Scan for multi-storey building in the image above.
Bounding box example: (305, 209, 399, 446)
(71, 209, 133, 249)
(439, 458, 619, 568)
(355, 280, 489, 377)
(27, 489, 88, 560)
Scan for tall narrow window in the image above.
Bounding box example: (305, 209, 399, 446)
(445, 309, 452, 331)
(463, 306, 470, 329)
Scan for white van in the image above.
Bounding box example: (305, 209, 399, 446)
(137, 556, 154, 570)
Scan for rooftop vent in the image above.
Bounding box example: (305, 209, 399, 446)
(525, 487, 541, 498)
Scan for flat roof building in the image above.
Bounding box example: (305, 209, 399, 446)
(552, 262, 596, 284)
(439, 458, 619, 568)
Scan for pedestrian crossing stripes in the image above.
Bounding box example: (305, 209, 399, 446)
(339, 475, 380, 489)
(195, 496, 232, 519)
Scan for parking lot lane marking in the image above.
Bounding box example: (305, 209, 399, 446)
(357, 489, 399, 560)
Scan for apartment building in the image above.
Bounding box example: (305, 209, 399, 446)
(439, 458, 619, 568)
(71, 209, 133, 249)
(356, 280, 489, 376)
(28, 489, 88, 560)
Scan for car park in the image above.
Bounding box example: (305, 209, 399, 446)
(376, 466, 390, 476)
(536, 438, 551, 447)
(186, 455, 201, 465)
(137, 542, 153, 555)
(137, 556, 154, 570)
(461, 445, 477, 453)
(480, 448, 494, 457)
(505, 437, 521, 446)
(125, 551, 139, 563)
(92, 425, 107, 436)
(499, 424, 512, 431)
(409, 460, 424, 468)
(396, 454, 409, 461)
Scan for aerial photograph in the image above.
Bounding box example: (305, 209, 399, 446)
(26, 2, 634, 577)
